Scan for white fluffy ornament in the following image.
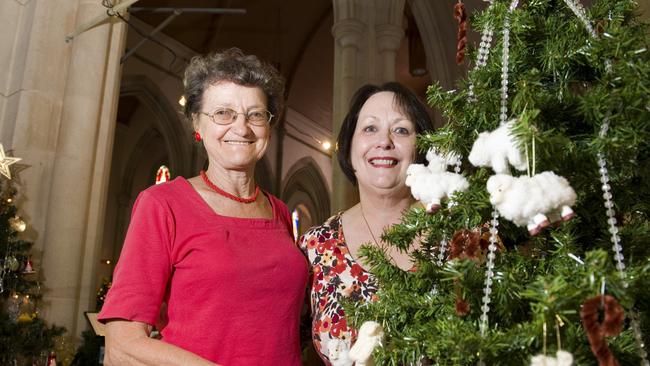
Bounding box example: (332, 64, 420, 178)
(424, 148, 462, 172)
(406, 148, 469, 213)
(469, 120, 527, 174)
(487, 171, 577, 235)
(327, 338, 352, 366)
(348, 321, 384, 366)
(530, 350, 574, 366)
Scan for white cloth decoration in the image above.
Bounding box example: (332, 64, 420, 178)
(327, 337, 352, 366)
(406, 148, 469, 213)
(530, 350, 574, 366)
(487, 171, 577, 235)
(349, 321, 384, 366)
(425, 148, 462, 172)
(469, 120, 527, 174)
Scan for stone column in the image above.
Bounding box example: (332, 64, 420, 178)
(74, 15, 127, 335)
(41, 0, 125, 335)
(1, 0, 74, 246)
(374, 0, 404, 82)
(331, 17, 364, 214)
(376, 23, 404, 81)
(330, 0, 406, 214)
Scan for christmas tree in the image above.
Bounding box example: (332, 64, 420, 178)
(0, 176, 65, 364)
(346, 0, 650, 364)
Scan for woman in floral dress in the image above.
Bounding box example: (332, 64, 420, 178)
(299, 82, 435, 365)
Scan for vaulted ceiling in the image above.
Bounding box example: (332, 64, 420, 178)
(122, 0, 492, 130)
(129, 0, 332, 78)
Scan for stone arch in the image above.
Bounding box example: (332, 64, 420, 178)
(101, 75, 193, 272)
(408, 0, 463, 89)
(282, 157, 331, 233)
(109, 127, 164, 258)
(119, 75, 193, 178)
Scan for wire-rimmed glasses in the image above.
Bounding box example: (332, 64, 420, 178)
(200, 107, 273, 126)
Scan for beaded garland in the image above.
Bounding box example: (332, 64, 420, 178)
(478, 0, 519, 339)
(562, 0, 648, 363)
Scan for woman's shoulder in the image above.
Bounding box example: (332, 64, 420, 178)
(140, 176, 192, 199)
(298, 213, 343, 253)
(128, 178, 198, 219)
(261, 192, 293, 227)
(264, 192, 289, 214)
(302, 213, 342, 239)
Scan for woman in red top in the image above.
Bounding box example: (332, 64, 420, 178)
(299, 82, 435, 365)
(99, 48, 308, 366)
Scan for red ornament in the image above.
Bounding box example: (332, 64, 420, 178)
(200, 170, 260, 204)
(580, 295, 624, 366)
(155, 165, 171, 185)
(47, 351, 57, 366)
(194, 131, 202, 142)
(455, 298, 470, 316)
(449, 228, 482, 260)
(454, 280, 470, 317)
(23, 258, 34, 273)
(454, 1, 468, 65)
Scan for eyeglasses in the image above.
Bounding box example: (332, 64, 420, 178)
(200, 107, 273, 126)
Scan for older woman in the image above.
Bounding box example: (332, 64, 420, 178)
(299, 82, 435, 364)
(99, 48, 308, 366)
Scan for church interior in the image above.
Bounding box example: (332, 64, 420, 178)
(1, 0, 649, 364)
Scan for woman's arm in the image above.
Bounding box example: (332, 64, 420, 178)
(104, 320, 219, 366)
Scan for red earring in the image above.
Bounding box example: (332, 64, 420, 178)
(194, 131, 202, 142)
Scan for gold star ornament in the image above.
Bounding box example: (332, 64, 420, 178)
(0, 144, 22, 180)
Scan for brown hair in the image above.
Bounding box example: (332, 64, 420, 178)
(336, 82, 436, 185)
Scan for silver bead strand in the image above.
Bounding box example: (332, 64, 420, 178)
(437, 237, 448, 266)
(596, 151, 626, 279)
(630, 310, 650, 366)
(498, 0, 519, 125)
(479, 0, 518, 338)
(562, 0, 598, 38)
(468, 1, 496, 102)
(564, 0, 648, 361)
(479, 208, 500, 337)
(597, 122, 649, 365)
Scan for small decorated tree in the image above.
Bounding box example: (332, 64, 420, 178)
(0, 154, 65, 364)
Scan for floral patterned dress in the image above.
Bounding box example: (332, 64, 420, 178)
(299, 213, 379, 365)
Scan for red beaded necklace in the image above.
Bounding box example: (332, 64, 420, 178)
(200, 170, 260, 204)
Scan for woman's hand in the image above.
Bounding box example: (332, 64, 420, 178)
(104, 320, 219, 366)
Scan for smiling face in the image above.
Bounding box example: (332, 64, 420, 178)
(194, 81, 271, 172)
(350, 91, 417, 194)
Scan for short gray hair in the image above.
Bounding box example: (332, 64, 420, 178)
(182, 48, 285, 126)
